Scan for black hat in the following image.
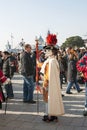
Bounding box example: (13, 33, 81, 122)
(3, 51, 10, 55)
(43, 45, 58, 50)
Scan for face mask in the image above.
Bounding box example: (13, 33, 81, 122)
(45, 49, 52, 57)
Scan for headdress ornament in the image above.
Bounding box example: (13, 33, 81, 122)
(46, 34, 57, 46)
(44, 32, 58, 50)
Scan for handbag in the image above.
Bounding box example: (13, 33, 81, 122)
(77, 77, 84, 84)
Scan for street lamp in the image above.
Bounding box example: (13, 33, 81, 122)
(19, 38, 25, 50)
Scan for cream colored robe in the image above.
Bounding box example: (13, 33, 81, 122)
(41, 56, 64, 116)
(48, 57, 64, 116)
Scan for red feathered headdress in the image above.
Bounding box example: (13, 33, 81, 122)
(46, 34, 57, 46)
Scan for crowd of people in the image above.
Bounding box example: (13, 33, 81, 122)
(0, 36, 87, 122)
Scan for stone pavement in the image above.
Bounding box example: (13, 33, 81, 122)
(0, 73, 87, 130)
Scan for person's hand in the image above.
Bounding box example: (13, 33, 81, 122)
(3, 78, 11, 85)
(6, 78, 11, 84)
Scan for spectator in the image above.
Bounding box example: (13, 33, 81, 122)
(0, 69, 11, 109)
(21, 44, 36, 103)
(66, 52, 83, 94)
(32, 51, 36, 82)
(2, 51, 14, 99)
(9, 52, 17, 77)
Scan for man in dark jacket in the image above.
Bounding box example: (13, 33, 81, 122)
(2, 51, 14, 98)
(21, 44, 36, 103)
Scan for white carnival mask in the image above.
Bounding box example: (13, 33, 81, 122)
(45, 49, 53, 57)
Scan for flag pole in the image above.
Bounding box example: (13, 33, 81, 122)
(35, 37, 39, 113)
(5, 96, 8, 115)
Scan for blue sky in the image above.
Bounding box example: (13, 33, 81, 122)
(0, 0, 87, 50)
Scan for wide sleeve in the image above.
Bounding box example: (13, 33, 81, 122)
(0, 69, 7, 83)
(76, 54, 87, 72)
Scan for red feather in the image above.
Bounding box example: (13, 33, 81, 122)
(46, 34, 57, 45)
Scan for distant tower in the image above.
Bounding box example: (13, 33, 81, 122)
(38, 35, 45, 45)
(47, 30, 50, 35)
(6, 40, 11, 50)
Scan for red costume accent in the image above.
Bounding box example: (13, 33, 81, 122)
(77, 53, 87, 81)
(0, 69, 7, 83)
(0, 69, 7, 104)
(46, 34, 57, 46)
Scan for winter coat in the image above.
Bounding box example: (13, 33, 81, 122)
(21, 51, 34, 76)
(67, 59, 77, 82)
(2, 57, 11, 78)
(40, 56, 64, 116)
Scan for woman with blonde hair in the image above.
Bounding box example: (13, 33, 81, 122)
(66, 51, 82, 94)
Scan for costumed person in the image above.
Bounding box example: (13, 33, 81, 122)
(76, 52, 87, 116)
(40, 33, 65, 122)
(0, 69, 11, 109)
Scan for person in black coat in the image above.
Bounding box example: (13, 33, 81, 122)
(21, 44, 36, 103)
